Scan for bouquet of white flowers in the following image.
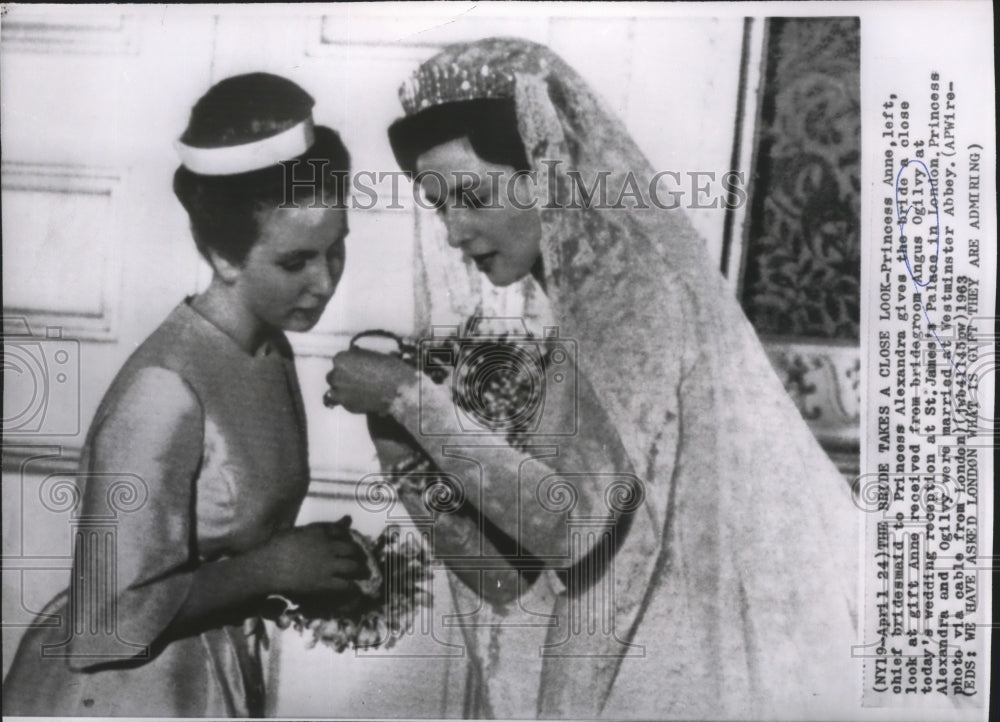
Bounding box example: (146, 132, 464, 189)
(267, 525, 432, 652)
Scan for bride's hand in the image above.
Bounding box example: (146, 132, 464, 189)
(326, 348, 416, 415)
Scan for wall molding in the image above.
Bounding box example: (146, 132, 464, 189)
(1, 443, 369, 502)
(305, 14, 551, 60)
(1, 444, 82, 477)
(3, 162, 124, 342)
(0, 13, 139, 56)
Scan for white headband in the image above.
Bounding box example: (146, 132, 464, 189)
(175, 118, 316, 175)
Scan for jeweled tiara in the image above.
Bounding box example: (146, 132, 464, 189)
(399, 62, 516, 115)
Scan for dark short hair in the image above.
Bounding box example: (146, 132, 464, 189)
(388, 98, 529, 175)
(173, 73, 350, 264)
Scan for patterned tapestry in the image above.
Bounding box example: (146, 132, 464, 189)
(740, 17, 861, 340)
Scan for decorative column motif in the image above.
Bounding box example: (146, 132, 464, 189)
(539, 473, 646, 657)
(39, 472, 149, 660)
(355, 472, 443, 645)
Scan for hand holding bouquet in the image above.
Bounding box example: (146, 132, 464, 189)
(266, 524, 431, 652)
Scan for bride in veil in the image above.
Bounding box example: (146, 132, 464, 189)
(325, 37, 858, 720)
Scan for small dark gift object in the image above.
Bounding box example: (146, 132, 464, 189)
(323, 330, 448, 409)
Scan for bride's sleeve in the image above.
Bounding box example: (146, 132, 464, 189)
(67, 366, 203, 669)
(366, 415, 536, 605)
(385, 355, 636, 572)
